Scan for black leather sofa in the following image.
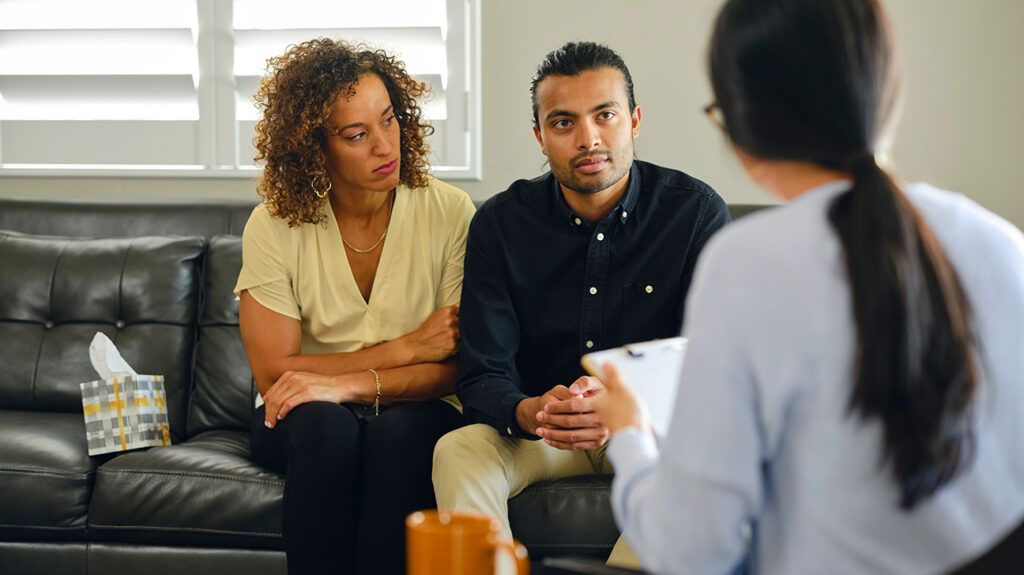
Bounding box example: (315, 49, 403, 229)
(0, 196, 764, 574)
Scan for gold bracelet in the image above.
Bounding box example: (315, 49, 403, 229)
(368, 368, 381, 416)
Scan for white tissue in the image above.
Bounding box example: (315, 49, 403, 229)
(89, 332, 138, 380)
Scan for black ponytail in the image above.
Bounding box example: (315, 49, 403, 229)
(709, 0, 977, 509)
(830, 156, 976, 509)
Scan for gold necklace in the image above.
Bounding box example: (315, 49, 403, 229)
(340, 190, 394, 254)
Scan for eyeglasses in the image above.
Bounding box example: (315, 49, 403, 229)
(703, 101, 725, 132)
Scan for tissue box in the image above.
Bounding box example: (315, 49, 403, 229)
(80, 375, 171, 456)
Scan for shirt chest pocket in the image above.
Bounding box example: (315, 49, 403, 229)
(619, 278, 683, 343)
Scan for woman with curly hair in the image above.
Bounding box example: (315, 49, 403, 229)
(234, 38, 475, 575)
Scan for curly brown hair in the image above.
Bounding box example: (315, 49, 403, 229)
(252, 38, 434, 227)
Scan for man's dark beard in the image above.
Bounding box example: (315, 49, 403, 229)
(557, 150, 622, 195)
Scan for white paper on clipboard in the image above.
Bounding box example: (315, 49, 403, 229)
(581, 336, 687, 435)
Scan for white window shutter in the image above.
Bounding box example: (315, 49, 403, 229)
(0, 0, 480, 179)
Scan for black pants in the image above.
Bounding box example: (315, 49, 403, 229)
(249, 400, 465, 575)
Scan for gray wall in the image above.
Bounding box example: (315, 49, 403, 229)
(2, 0, 1022, 229)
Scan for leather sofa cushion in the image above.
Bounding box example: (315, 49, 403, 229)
(0, 232, 203, 443)
(88, 430, 284, 549)
(0, 410, 97, 540)
(85, 430, 615, 558)
(87, 543, 285, 575)
(0, 542, 87, 575)
(509, 474, 619, 560)
(188, 236, 255, 436)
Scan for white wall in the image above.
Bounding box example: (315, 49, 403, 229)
(2, 0, 1022, 229)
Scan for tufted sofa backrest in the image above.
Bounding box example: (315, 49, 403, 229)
(0, 198, 258, 444)
(0, 232, 204, 443)
(187, 235, 256, 436)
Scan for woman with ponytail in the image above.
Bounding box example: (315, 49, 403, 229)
(592, 0, 1024, 573)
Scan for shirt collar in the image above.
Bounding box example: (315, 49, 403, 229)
(553, 161, 641, 229)
(619, 161, 641, 216)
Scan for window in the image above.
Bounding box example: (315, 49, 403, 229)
(0, 0, 481, 179)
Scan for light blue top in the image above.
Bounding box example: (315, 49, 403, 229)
(608, 181, 1024, 575)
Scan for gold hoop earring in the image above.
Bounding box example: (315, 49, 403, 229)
(312, 178, 332, 199)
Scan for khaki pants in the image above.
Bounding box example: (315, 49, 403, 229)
(432, 423, 640, 568)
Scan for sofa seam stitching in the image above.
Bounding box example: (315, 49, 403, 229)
(514, 487, 609, 494)
(32, 238, 70, 408)
(0, 522, 84, 530)
(98, 468, 284, 487)
(115, 239, 131, 340)
(0, 466, 92, 480)
(87, 523, 279, 537)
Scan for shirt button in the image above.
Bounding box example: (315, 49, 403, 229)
(585, 340, 594, 349)
(621, 211, 629, 219)
(596, 233, 605, 241)
(115, 320, 126, 329)
(645, 285, 654, 294)
(574, 217, 582, 226)
(506, 426, 513, 436)
(589, 286, 598, 295)
(44, 320, 55, 329)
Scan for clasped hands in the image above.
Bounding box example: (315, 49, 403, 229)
(517, 376, 609, 450)
(520, 363, 654, 449)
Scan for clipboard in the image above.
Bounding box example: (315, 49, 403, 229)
(581, 337, 687, 435)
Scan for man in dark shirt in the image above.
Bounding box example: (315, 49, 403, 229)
(432, 41, 729, 561)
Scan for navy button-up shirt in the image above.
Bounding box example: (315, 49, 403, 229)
(457, 160, 730, 438)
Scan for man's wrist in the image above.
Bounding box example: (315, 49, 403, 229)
(515, 396, 539, 436)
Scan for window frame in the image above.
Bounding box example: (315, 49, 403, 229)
(0, 0, 482, 181)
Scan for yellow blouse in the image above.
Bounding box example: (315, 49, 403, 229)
(235, 176, 475, 403)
